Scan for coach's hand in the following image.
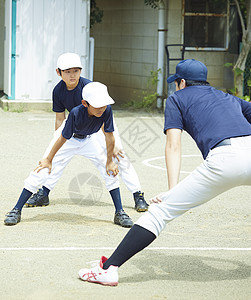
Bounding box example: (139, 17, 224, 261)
(34, 158, 52, 174)
(149, 192, 166, 204)
(113, 146, 124, 162)
(106, 161, 119, 177)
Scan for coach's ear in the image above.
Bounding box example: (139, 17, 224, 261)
(179, 79, 186, 90)
(82, 100, 89, 107)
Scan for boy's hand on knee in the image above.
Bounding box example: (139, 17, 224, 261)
(106, 161, 119, 177)
(34, 158, 52, 174)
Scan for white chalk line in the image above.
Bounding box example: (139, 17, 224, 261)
(142, 155, 201, 174)
(0, 247, 250, 251)
(28, 118, 54, 121)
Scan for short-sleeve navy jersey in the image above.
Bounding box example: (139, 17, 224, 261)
(164, 85, 251, 159)
(53, 77, 91, 112)
(62, 104, 114, 139)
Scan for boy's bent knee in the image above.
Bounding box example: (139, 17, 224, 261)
(24, 169, 49, 194)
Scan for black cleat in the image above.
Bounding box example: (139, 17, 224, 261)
(134, 192, 149, 212)
(4, 208, 21, 226)
(114, 210, 133, 228)
(25, 188, 49, 207)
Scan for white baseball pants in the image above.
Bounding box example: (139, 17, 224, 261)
(24, 133, 119, 194)
(94, 122, 142, 194)
(136, 136, 251, 237)
(30, 119, 141, 194)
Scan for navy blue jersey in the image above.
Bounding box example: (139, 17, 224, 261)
(53, 77, 91, 112)
(164, 85, 251, 159)
(62, 104, 114, 139)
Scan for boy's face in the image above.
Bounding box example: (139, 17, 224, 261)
(82, 100, 107, 117)
(57, 67, 81, 90)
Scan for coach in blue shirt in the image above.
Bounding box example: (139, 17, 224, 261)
(77, 59, 251, 286)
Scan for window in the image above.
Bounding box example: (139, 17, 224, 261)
(182, 0, 229, 50)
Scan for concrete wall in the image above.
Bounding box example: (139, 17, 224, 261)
(91, 0, 159, 104)
(91, 0, 237, 105)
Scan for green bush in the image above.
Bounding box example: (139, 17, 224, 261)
(123, 69, 160, 111)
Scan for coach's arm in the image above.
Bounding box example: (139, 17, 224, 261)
(165, 128, 182, 190)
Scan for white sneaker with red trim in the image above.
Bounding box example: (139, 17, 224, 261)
(78, 256, 119, 286)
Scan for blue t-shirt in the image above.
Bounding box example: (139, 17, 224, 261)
(53, 77, 91, 112)
(62, 104, 114, 139)
(164, 85, 251, 159)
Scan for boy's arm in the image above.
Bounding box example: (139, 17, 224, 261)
(103, 131, 119, 177)
(101, 124, 124, 161)
(35, 134, 67, 173)
(55, 112, 66, 130)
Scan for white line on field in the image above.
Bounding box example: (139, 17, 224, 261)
(28, 118, 54, 121)
(142, 155, 201, 174)
(0, 247, 250, 251)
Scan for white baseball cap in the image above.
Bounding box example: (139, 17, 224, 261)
(82, 82, 115, 108)
(57, 53, 83, 70)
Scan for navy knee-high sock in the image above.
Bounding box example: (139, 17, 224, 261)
(42, 186, 50, 196)
(109, 188, 123, 213)
(14, 188, 33, 211)
(103, 224, 156, 269)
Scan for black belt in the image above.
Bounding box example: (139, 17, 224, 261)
(73, 133, 87, 139)
(212, 138, 231, 149)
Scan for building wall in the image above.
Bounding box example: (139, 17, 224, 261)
(91, 0, 159, 104)
(166, 1, 236, 90)
(15, 0, 90, 100)
(3, 0, 90, 100)
(91, 0, 237, 105)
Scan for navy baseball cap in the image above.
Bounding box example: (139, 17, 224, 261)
(167, 59, 208, 83)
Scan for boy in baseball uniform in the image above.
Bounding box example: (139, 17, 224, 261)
(25, 53, 148, 213)
(4, 82, 134, 227)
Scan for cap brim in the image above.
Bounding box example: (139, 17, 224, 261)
(167, 74, 178, 83)
(90, 96, 115, 108)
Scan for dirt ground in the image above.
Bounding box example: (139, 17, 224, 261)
(0, 109, 250, 300)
